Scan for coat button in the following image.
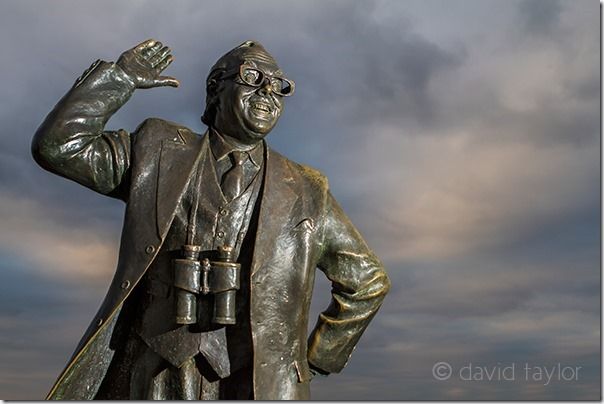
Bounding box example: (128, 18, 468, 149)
(96, 318, 103, 327)
(145, 245, 156, 254)
(121, 280, 131, 290)
(217, 231, 224, 238)
(219, 208, 228, 216)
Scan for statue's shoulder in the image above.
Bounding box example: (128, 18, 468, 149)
(293, 161, 328, 190)
(134, 117, 202, 143)
(272, 149, 329, 192)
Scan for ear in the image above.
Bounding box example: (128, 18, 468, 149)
(207, 78, 219, 96)
(202, 79, 222, 126)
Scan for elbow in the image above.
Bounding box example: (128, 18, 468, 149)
(376, 268, 391, 298)
(31, 129, 47, 165)
(31, 120, 68, 173)
(31, 125, 55, 170)
(31, 126, 49, 168)
(360, 265, 391, 301)
(31, 104, 74, 170)
(368, 257, 391, 298)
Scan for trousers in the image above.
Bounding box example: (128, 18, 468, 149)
(129, 341, 253, 400)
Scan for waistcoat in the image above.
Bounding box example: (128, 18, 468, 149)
(136, 141, 264, 377)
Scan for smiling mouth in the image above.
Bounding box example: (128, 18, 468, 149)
(251, 101, 271, 114)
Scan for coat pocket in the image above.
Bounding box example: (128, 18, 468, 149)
(294, 359, 312, 383)
(291, 218, 315, 234)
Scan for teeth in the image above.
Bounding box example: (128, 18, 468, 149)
(252, 103, 270, 112)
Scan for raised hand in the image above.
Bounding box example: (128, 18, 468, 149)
(116, 39, 180, 89)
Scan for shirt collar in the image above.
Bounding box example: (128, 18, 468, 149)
(209, 129, 263, 167)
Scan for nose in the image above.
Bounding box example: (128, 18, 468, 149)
(257, 78, 273, 96)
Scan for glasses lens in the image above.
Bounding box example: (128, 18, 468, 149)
(239, 65, 294, 96)
(272, 78, 294, 96)
(241, 67, 263, 86)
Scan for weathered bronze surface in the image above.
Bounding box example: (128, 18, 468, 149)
(32, 39, 390, 400)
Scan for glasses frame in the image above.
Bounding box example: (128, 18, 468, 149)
(221, 64, 295, 97)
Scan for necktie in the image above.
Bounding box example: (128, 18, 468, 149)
(221, 151, 246, 201)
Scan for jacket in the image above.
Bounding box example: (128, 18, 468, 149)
(31, 60, 390, 400)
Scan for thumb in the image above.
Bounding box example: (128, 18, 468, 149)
(153, 76, 180, 88)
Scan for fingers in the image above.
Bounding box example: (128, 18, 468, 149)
(133, 38, 157, 53)
(127, 39, 178, 88)
(153, 76, 180, 88)
(142, 41, 163, 59)
(152, 61, 179, 88)
(154, 54, 174, 72)
(135, 40, 175, 69)
(150, 46, 171, 67)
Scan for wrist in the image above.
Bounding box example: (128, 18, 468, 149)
(113, 61, 137, 89)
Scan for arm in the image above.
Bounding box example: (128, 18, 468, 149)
(308, 192, 391, 374)
(31, 39, 179, 199)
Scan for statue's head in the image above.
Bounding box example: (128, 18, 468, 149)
(202, 41, 294, 145)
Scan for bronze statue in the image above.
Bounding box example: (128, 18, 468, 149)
(32, 39, 390, 400)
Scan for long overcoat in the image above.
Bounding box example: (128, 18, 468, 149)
(32, 60, 390, 400)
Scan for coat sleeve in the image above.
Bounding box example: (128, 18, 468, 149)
(31, 59, 137, 200)
(307, 191, 390, 374)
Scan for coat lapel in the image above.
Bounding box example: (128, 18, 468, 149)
(156, 128, 207, 239)
(251, 146, 299, 276)
(157, 134, 299, 275)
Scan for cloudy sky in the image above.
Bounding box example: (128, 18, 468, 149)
(0, 0, 600, 400)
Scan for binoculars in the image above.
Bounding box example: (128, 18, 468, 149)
(172, 244, 241, 325)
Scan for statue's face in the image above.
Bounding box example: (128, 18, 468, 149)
(212, 56, 286, 145)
